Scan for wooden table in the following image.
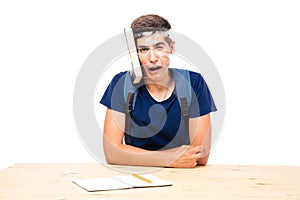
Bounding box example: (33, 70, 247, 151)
(0, 163, 299, 199)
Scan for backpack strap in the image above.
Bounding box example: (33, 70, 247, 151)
(125, 92, 134, 144)
(172, 68, 192, 107)
(172, 68, 192, 132)
(124, 71, 139, 144)
(124, 71, 138, 110)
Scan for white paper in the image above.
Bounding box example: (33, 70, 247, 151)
(73, 174, 172, 192)
(73, 177, 132, 192)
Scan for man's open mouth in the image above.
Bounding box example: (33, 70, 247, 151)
(148, 66, 162, 71)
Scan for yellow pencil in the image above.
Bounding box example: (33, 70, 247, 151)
(132, 174, 152, 183)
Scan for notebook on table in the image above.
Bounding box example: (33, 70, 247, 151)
(73, 174, 172, 192)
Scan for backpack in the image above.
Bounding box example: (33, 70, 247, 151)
(124, 68, 192, 143)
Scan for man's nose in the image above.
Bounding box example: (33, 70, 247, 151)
(149, 48, 158, 63)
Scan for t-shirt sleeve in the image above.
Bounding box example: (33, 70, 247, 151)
(189, 71, 217, 117)
(99, 72, 127, 113)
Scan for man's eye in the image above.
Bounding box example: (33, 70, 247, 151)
(138, 48, 149, 53)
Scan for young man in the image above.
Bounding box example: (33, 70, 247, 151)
(100, 14, 217, 168)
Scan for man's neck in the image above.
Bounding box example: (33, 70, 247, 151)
(144, 70, 172, 91)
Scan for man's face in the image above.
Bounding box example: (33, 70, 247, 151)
(136, 32, 174, 82)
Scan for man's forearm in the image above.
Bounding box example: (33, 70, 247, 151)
(103, 136, 184, 167)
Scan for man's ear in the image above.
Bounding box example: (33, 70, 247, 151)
(170, 41, 175, 54)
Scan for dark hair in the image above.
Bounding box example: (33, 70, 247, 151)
(130, 14, 172, 44)
(131, 14, 172, 30)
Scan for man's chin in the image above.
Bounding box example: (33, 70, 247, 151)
(144, 69, 168, 83)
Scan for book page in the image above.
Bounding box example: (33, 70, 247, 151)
(73, 177, 132, 192)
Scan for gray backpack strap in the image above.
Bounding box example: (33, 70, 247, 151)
(124, 71, 138, 110)
(172, 68, 192, 132)
(124, 71, 139, 143)
(173, 68, 192, 107)
(125, 92, 134, 144)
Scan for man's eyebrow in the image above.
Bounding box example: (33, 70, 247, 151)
(154, 42, 166, 46)
(138, 42, 166, 48)
(137, 45, 149, 48)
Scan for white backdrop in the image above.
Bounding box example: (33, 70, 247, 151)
(1, 0, 300, 171)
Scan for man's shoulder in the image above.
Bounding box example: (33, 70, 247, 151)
(172, 68, 206, 92)
(171, 68, 203, 79)
(110, 71, 129, 83)
(114, 71, 129, 78)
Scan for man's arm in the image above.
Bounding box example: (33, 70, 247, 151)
(103, 108, 201, 168)
(189, 114, 212, 166)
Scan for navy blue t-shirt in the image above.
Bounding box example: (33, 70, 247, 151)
(100, 69, 217, 150)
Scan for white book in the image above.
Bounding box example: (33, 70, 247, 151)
(124, 28, 143, 85)
(73, 174, 172, 192)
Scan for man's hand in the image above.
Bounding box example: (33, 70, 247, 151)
(168, 145, 203, 168)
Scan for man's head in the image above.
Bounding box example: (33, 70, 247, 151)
(131, 14, 172, 45)
(130, 14, 174, 82)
